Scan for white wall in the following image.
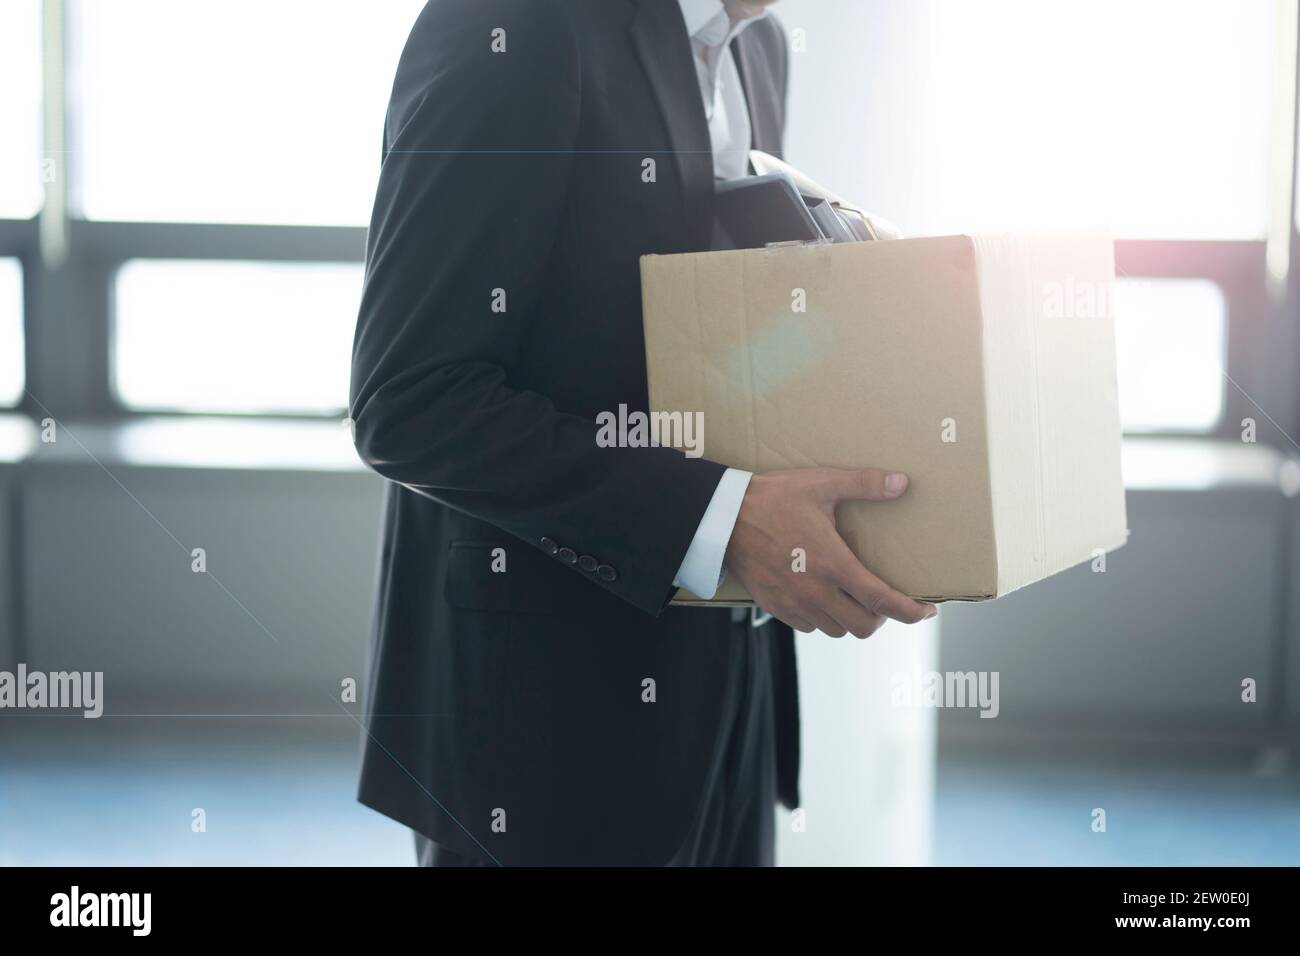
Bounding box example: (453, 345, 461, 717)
(779, 0, 938, 233)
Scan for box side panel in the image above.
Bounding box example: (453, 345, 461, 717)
(642, 238, 999, 602)
(642, 251, 759, 606)
(973, 233, 1129, 596)
(641, 251, 754, 468)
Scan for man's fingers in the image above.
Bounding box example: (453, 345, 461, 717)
(836, 554, 937, 624)
(807, 610, 847, 638)
(731, 467, 937, 639)
(827, 590, 886, 639)
(816, 467, 909, 503)
(773, 608, 816, 633)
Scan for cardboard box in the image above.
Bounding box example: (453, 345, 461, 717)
(640, 232, 1128, 605)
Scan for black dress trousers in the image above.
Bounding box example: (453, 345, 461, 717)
(414, 615, 778, 868)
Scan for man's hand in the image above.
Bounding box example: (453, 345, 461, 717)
(725, 468, 938, 638)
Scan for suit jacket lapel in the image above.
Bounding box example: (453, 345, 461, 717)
(629, 0, 714, 250)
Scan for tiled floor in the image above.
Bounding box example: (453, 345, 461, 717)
(2, 720, 1297, 866)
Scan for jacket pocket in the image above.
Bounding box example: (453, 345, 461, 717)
(443, 540, 561, 615)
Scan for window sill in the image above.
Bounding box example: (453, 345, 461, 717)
(0, 415, 1295, 494)
(1122, 437, 1297, 494)
(0, 413, 367, 473)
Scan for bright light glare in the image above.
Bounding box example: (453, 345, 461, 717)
(0, 0, 43, 219)
(113, 260, 363, 413)
(918, 0, 1275, 238)
(0, 260, 25, 407)
(74, 0, 426, 225)
(1114, 277, 1225, 433)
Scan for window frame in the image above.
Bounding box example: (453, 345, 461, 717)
(89, 221, 366, 418)
(2, 0, 1298, 445)
(1114, 238, 1288, 442)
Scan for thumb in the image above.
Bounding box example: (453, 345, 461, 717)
(818, 467, 909, 502)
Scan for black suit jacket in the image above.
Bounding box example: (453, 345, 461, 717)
(350, 0, 798, 866)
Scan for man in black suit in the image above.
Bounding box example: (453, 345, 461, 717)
(350, 0, 936, 866)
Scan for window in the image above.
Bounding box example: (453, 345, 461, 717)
(1114, 278, 1226, 433)
(0, 0, 1289, 444)
(916, 0, 1276, 239)
(72, 0, 426, 225)
(113, 260, 363, 414)
(891, 0, 1282, 438)
(0, 0, 43, 220)
(0, 260, 24, 407)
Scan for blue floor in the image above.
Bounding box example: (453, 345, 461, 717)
(933, 739, 1300, 866)
(0, 718, 411, 867)
(2, 720, 1297, 865)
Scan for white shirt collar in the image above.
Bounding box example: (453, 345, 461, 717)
(677, 0, 768, 50)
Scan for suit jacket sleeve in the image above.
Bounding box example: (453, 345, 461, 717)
(349, 0, 726, 616)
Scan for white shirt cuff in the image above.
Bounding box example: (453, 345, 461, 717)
(672, 468, 752, 599)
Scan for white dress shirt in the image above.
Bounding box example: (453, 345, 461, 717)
(671, 0, 767, 598)
(679, 0, 761, 180)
